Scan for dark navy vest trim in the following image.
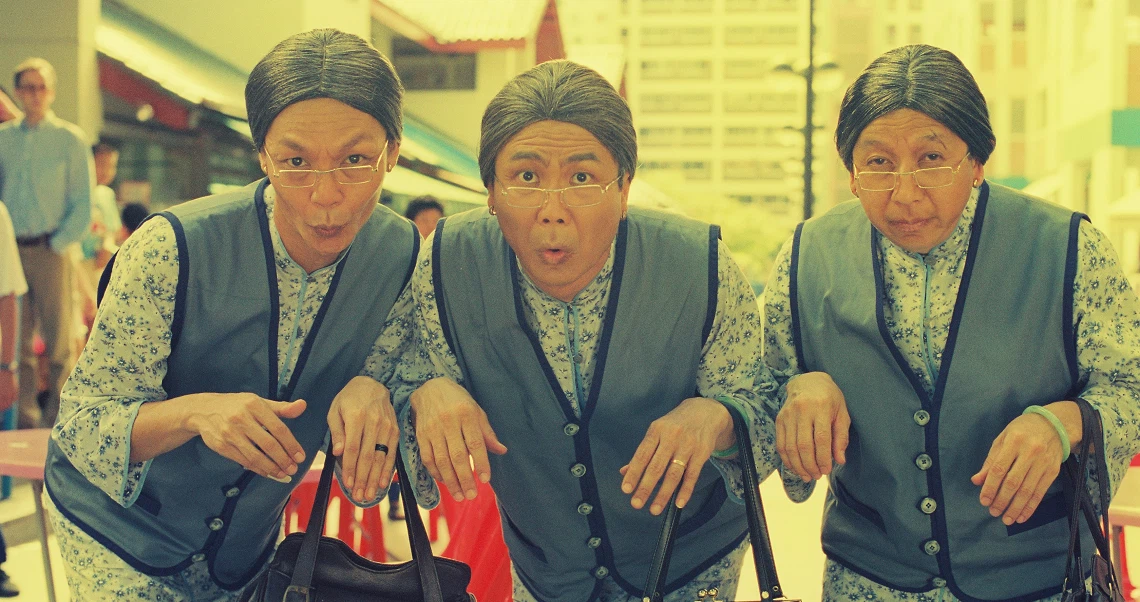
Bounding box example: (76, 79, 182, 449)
(575, 422, 616, 580)
(96, 250, 115, 306)
(513, 563, 606, 602)
(789, 222, 807, 372)
(701, 225, 719, 347)
(45, 475, 192, 577)
(152, 211, 191, 358)
(582, 218, 628, 421)
(281, 253, 349, 401)
(610, 530, 746, 597)
(1062, 212, 1086, 394)
(927, 185, 991, 593)
(822, 550, 937, 594)
(431, 217, 459, 363)
(509, 257, 579, 424)
(870, 232, 931, 406)
(403, 224, 421, 292)
(831, 478, 886, 532)
(1005, 491, 1067, 536)
(254, 182, 281, 399)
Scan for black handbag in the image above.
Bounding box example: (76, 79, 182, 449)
(247, 442, 474, 601)
(1060, 398, 1126, 602)
(643, 404, 799, 602)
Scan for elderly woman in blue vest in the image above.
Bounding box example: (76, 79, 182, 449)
(41, 30, 417, 600)
(389, 60, 825, 602)
(766, 44, 1140, 601)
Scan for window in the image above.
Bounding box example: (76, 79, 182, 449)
(641, 94, 714, 113)
(979, 41, 996, 71)
(887, 25, 897, 47)
(640, 26, 714, 46)
(724, 126, 777, 146)
(1012, 39, 1027, 67)
(639, 127, 677, 146)
(724, 92, 797, 113)
(725, 25, 798, 46)
(909, 24, 922, 44)
(1011, 98, 1026, 134)
(391, 37, 476, 90)
(725, 0, 760, 11)
(642, 0, 675, 13)
(641, 60, 712, 80)
(1012, 0, 1027, 31)
(723, 160, 784, 180)
(909, 0, 922, 9)
(724, 59, 769, 79)
(683, 161, 711, 180)
(680, 0, 713, 12)
(980, 1, 996, 36)
(682, 127, 712, 146)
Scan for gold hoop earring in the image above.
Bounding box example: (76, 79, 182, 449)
(488, 205, 497, 216)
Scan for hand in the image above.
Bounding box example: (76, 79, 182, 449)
(971, 401, 1082, 525)
(186, 393, 307, 481)
(328, 376, 398, 501)
(411, 377, 507, 502)
(620, 397, 733, 515)
(0, 371, 15, 413)
(775, 371, 850, 481)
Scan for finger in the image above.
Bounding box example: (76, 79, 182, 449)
(340, 405, 366, 490)
(1018, 465, 1059, 523)
(1004, 462, 1049, 525)
(796, 415, 820, 480)
(232, 437, 283, 479)
(813, 417, 833, 477)
(775, 411, 791, 473)
(633, 448, 673, 511)
(779, 416, 810, 481)
(649, 456, 690, 515)
(246, 425, 296, 477)
(976, 436, 1010, 505)
(327, 407, 346, 458)
(431, 436, 465, 502)
(260, 401, 306, 465)
(355, 412, 381, 500)
(622, 435, 661, 497)
(675, 456, 704, 510)
(463, 418, 491, 489)
(447, 425, 479, 500)
(833, 404, 851, 466)
(419, 435, 445, 484)
(378, 422, 399, 491)
(483, 419, 508, 456)
(984, 449, 1029, 516)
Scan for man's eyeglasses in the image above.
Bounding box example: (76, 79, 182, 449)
(854, 154, 971, 192)
(268, 149, 387, 188)
(497, 177, 621, 209)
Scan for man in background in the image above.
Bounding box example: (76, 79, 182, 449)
(0, 57, 93, 428)
(404, 195, 444, 238)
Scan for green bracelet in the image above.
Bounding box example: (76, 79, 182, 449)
(711, 443, 739, 459)
(1023, 405, 1071, 461)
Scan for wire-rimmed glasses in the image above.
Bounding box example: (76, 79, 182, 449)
(497, 176, 622, 208)
(268, 149, 387, 188)
(854, 154, 971, 192)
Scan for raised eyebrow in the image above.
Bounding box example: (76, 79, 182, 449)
(273, 134, 380, 154)
(507, 151, 548, 165)
(566, 152, 601, 163)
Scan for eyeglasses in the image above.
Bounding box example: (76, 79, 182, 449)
(497, 177, 622, 209)
(268, 149, 387, 188)
(854, 154, 971, 192)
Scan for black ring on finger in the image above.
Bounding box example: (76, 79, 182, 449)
(375, 443, 389, 454)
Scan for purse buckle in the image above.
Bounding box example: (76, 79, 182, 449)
(283, 585, 311, 602)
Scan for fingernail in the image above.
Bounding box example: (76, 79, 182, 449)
(356, 489, 365, 500)
(287, 465, 297, 475)
(980, 497, 991, 505)
(346, 477, 354, 488)
(632, 497, 644, 509)
(452, 492, 464, 502)
(801, 475, 811, 482)
(621, 483, 633, 494)
(267, 474, 292, 484)
(1002, 516, 1014, 526)
(650, 504, 662, 515)
(465, 489, 477, 500)
(990, 508, 1001, 517)
(479, 472, 490, 483)
(294, 452, 305, 463)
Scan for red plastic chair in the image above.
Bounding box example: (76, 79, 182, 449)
(439, 481, 513, 602)
(284, 476, 386, 562)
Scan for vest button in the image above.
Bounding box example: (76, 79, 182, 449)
(224, 486, 241, 498)
(564, 423, 580, 436)
(923, 539, 941, 555)
(919, 497, 938, 515)
(191, 553, 206, 563)
(570, 463, 587, 478)
(593, 566, 609, 579)
(915, 453, 933, 470)
(208, 518, 225, 531)
(587, 536, 602, 549)
(932, 577, 947, 588)
(913, 410, 931, 426)
(577, 502, 594, 515)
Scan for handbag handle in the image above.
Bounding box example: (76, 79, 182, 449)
(288, 440, 446, 602)
(643, 403, 794, 601)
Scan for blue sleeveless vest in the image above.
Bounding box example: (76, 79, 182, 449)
(791, 182, 1091, 601)
(45, 180, 418, 588)
(432, 207, 745, 602)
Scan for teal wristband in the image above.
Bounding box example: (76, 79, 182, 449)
(1023, 405, 1071, 461)
(711, 443, 739, 459)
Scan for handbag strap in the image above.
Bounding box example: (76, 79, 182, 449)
(1063, 398, 1123, 593)
(643, 404, 791, 601)
(288, 440, 446, 602)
